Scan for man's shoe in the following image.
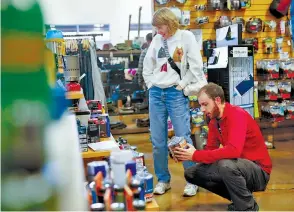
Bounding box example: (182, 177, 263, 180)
(248, 202, 259, 211)
(183, 183, 198, 197)
(227, 203, 235, 211)
(227, 202, 259, 211)
(153, 182, 171, 195)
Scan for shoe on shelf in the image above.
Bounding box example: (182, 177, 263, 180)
(153, 182, 171, 195)
(183, 183, 198, 197)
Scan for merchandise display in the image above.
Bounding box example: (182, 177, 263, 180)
(85, 146, 155, 210)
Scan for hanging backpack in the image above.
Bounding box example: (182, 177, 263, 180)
(269, 0, 291, 19)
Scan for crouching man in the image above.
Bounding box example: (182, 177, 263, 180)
(174, 83, 272, 211)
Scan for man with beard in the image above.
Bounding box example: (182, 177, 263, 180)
(174, 83, 272, 211)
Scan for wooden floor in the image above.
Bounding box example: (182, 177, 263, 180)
(114, 133, 294, 211)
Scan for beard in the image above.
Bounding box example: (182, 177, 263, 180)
(210, 102, 221, 119)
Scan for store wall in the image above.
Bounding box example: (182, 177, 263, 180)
(154, 0, 293, 74)
(39, 0, 153, 44)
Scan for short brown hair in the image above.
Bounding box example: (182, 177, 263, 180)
(152, 8, 179, 36)
(198, 83, 225, 103)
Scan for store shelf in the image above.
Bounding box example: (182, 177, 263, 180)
(81, 134, 116, 159)
(96, 50, 141, 57)
(146, 199, 160, 211)
(111, 123, 149, 135)
(66, 91, 84, 100)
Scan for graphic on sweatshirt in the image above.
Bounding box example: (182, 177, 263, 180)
(158, 47, 166, 58)
(173, 47, 183, 62)
(160, 63, 168, 72)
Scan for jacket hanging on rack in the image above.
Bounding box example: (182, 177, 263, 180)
(78, 42, 94, 100)
(89, 40, 107, 105)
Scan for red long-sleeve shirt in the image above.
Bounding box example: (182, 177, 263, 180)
(192, 103, 272, 174)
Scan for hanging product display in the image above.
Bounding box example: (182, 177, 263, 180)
(203, 40, 216, 57)
(269, 0, 292, 19)
(261, 103, 285, 122)
(176, 0, 187, 3)
(210, 0, 221, 10)
(263, 20, 277, 32)
(279, 59, 293, 79)
(246, 18, 263, 33)
(278, 81, 292, 99)
(232, 17, 245, 31)
(180, 11, 191, 26)
(155, 0, 170, 5)
(263, 37, 274, 54)
(195, 4, 207, 10)
(169, 6, 182, 22)
(266, 81, 279, 100)
(285, 101, 294, 119)
(243, 38, 259, 53)
(279, 20, 286, 34)
(276, 37, 284, 53)
(196, 16, 209, 25)
(240, 0, 251, 8)
(228, 0, 241, 10)
(214, 16, 232, 29)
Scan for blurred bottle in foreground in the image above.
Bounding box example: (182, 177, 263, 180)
(1, 0, 57, 210)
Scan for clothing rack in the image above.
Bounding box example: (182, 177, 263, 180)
(63, 33, 103, 44)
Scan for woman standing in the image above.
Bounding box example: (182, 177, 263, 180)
(143, 8, 207, 196)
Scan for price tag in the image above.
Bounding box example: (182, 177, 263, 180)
(233, 47, 248, 57)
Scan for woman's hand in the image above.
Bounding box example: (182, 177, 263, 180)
(175, 85, 183, 91)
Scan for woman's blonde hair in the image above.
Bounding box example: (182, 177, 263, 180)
(152, 8, 179, 36)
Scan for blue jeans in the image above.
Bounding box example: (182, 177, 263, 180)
(149, 86, 195, 183)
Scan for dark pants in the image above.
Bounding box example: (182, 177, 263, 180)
(184, 159, 270, 210)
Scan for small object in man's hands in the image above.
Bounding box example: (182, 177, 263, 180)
(168, 136, 189, 162)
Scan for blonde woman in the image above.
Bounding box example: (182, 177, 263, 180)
(143, 8, 207, 196)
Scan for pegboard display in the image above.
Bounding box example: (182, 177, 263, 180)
(153, 0, 293, 77)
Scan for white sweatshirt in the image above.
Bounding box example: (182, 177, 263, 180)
(143, 29, 205, 90)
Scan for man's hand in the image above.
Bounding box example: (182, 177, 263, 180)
(174, 143, 196, 161)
